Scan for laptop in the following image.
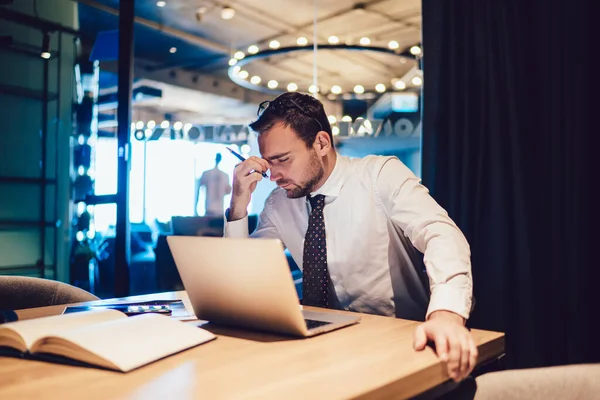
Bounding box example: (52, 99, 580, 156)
(166, 236, 360, 337)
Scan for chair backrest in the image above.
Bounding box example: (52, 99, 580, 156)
(474, 363, 600, 399)
(0, 276, 99, 311)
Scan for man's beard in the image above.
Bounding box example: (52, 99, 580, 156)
(279, 151, 324, 199)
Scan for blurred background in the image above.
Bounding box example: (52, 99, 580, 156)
(0, 0, 422, 298)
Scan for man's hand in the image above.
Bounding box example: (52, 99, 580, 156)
(413, 311, 478, 382)
(229, 156, 270, 220)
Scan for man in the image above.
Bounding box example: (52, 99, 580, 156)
(195, 153, 232, 216)
(224, 92, 476, 382)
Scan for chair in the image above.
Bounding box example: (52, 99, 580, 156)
(473, 363, 600, 399)
(0, 276, 99, 311)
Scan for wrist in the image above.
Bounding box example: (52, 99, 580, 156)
(228, 204, 248, 221)
(428, 310, 465, 326)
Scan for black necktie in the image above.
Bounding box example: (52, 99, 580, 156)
(302, 194, 338, 308)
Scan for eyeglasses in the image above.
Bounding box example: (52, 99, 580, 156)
(257, 99, 324, 132)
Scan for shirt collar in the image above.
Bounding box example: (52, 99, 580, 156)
(309, 153, 347, 200)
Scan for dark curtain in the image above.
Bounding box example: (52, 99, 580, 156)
(421, 0, 598, 369)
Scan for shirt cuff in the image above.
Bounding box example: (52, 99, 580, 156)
(223, 209, 249, 238)
(426, 283, 472, 321)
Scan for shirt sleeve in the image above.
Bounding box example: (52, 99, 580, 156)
(223, 191, 281, 240)
(374, 157, 473, 320)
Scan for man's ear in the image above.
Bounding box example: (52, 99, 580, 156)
(313, 131, 331, 156)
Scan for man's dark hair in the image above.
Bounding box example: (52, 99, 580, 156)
(249, 92, 333, 149)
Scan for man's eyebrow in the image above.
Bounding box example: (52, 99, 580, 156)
(264, 152, 291, 161)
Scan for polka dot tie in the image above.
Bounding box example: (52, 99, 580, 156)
(302, 194, 337, 308)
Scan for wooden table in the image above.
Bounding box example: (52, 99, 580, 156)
(0, 291, 504, 400)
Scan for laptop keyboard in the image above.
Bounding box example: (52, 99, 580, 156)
(305, 319, 332, 330)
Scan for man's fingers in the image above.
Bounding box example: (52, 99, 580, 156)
(468, 336, 478, 374)
(242, 171, 264, 184)
(235, 158, 267, 177)
(459, 335, 471, 379)
(446, 334, 461, 381)
(413, 325, 428, 351)
(434, 334, 449, 363)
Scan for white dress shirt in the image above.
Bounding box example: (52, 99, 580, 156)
(225, 154, 473, 321)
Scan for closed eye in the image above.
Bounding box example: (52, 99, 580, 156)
(278, 157, 289, 162)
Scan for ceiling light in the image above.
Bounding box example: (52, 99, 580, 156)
(328, 115, 337, 124)
(248, 45, 259, 54)
(234, 51, 245, 60)
(183, 123, 192, 132)
(267, 80, 278, 89)
(160, 120, 170, 128)
(388, 40, 399, 50)
(238, 70, 249, 79)
(135, 121, 144, 130)
(328, 36, 340, 44)
(287, 82, 298, 92)
(359, 37, 371, 45)
(330, 85, 342, 94)
(156, 1, 166, 7)
(394, 80, 406, 90)
(375, 83, 386, 93)
(308, 84, 319, 94)
(269, 40, 280, 49)
(232, 65, 241, 73)
(410, 45, 422, 55)
(173, 121, 183, 130)
(228, 58, 237, 66)
(169, 47, 177, 53)
(297, 37, 308, 46)
(250, 76, 261, 84)
(411, 76, 422, 86)
(353, 85, 365, 94)
(221, 6, 235, 20)
(332, 126, 340, 136)
(342, 115, 352, 122)
(147, 120, 156, 129)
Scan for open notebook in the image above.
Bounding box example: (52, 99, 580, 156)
(0, 309, 215, 372)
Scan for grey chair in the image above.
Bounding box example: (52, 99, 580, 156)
(0, 276, 99, 311)
(474, 363, 600, 400)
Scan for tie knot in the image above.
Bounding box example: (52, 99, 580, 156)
(308, 194, 325, 209)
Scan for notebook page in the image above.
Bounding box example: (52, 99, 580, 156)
(0, 309, 125, 350)
(40, 313, 216, 371)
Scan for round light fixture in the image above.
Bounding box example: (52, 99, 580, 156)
(221, 6, 235, 20)
(227, 42, 418, 96)
(410, 45, 422, 55)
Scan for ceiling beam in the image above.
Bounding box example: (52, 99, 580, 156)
(75, 0, 231, 54)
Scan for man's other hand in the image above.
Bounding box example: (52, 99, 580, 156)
(413, 310, 478, 382)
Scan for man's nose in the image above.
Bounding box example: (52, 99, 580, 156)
(269, 168, 281, 182)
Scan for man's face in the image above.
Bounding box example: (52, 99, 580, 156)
(258, 123, 324, 199)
